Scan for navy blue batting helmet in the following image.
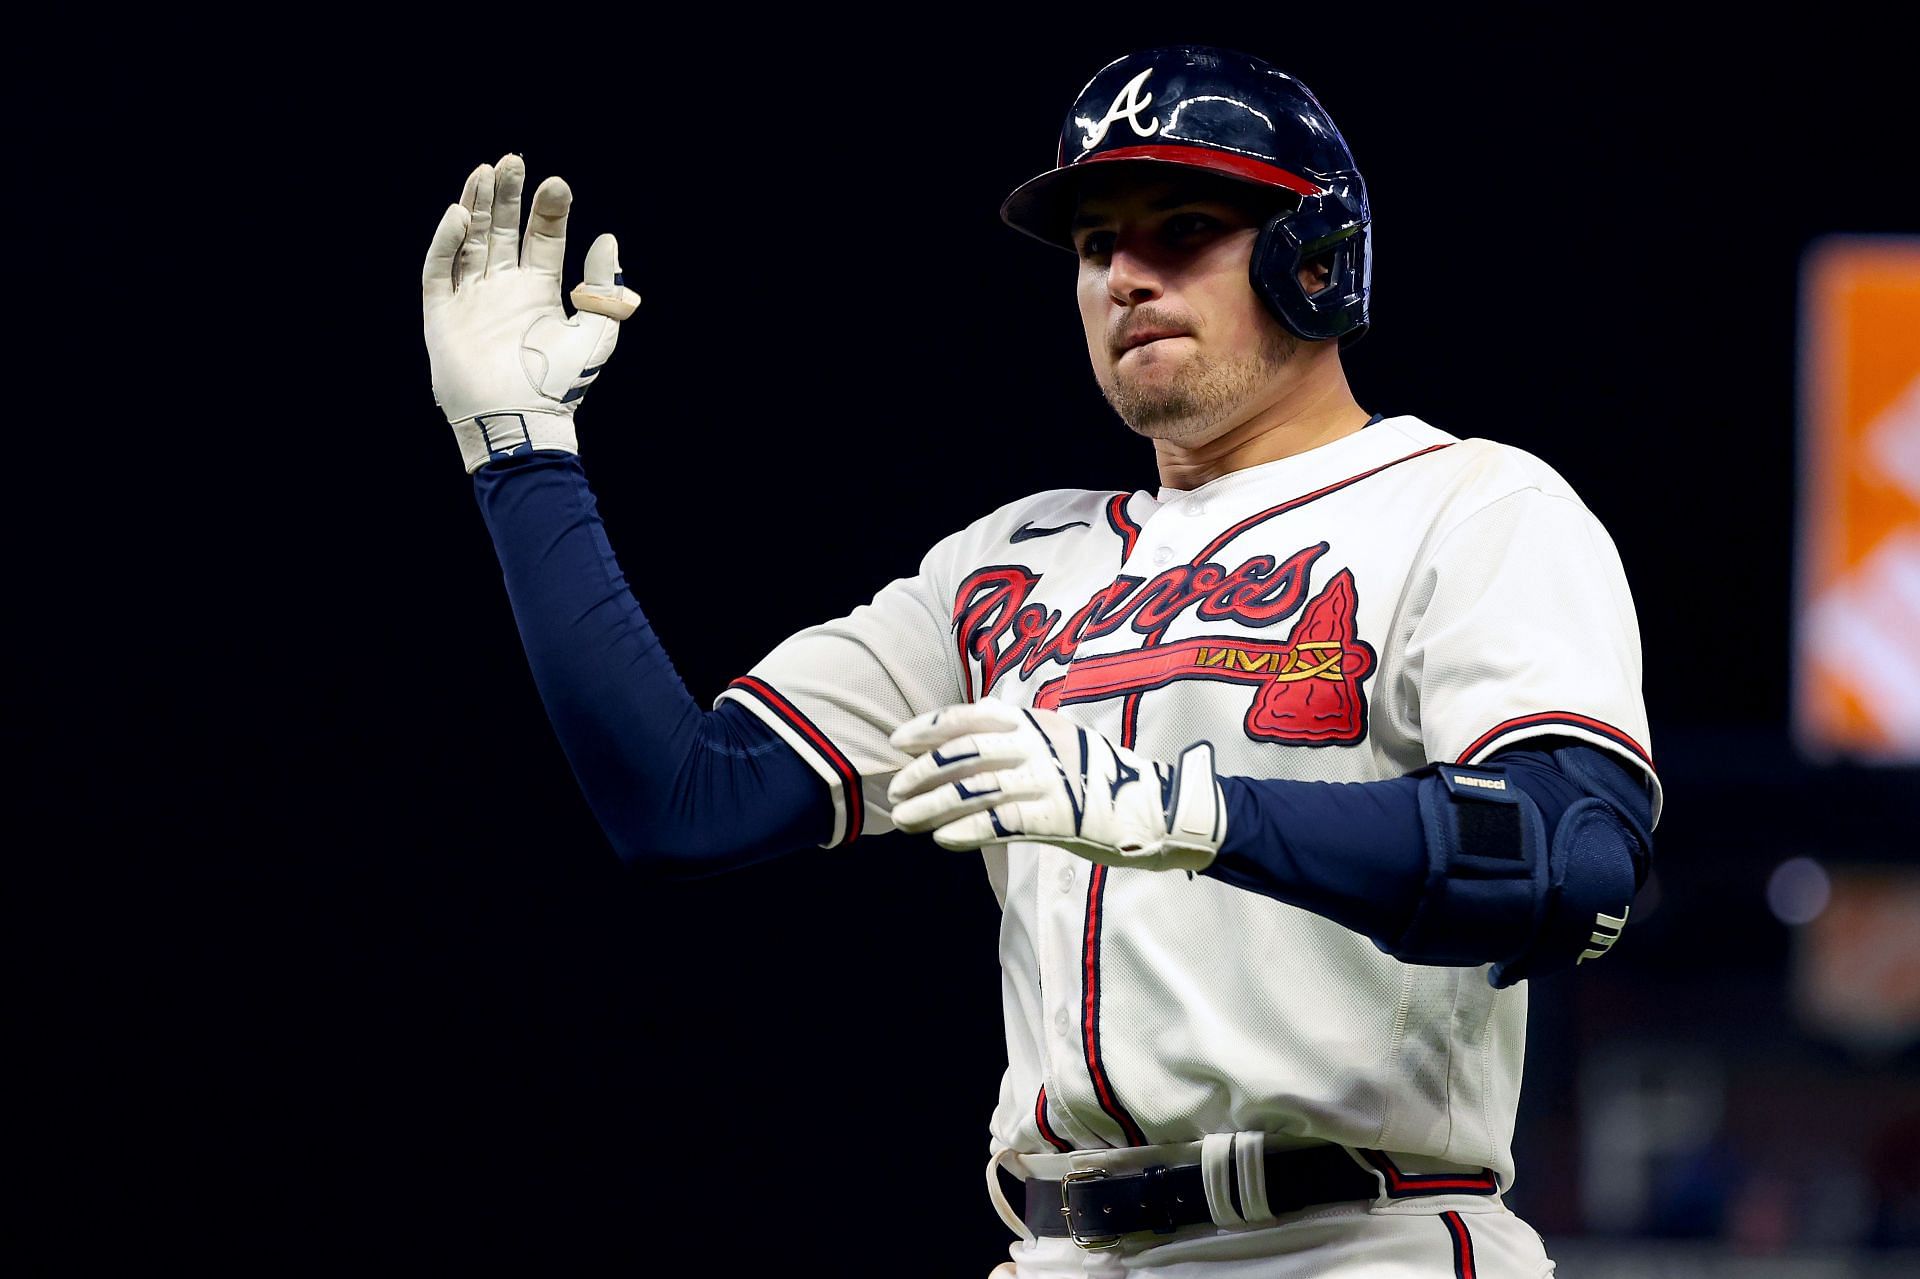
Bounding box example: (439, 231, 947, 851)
(1001, 46, 1371, 346)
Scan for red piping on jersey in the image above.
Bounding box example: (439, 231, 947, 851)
(1105, 493, 1142, 565)
(1081, 864, 1146, 1146)
(1443, 1211, 1477, 1279)
(1187, 443, 1457, 572)
(1035, 1086, 1072, 1152)
(727, 676, 864, 844)
(1083, 442, 1458, 1153)
(1457, 712, 1654, 772)
(1080, 145, 1325, 198)
(1360, 1149, 1500, 1196)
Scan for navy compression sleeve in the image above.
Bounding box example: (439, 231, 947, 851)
(471, 451, 831, 873)
(1204, 739, 1652, 955)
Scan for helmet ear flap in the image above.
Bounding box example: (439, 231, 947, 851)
(1251, 206, 1371, 346)
(1335, 231, 1372, 348)
(1321, 232, 1369, 337)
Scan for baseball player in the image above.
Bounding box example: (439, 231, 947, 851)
(422, 45, 1659, 1277)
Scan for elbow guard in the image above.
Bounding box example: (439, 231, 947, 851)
(1385, 749, 1648, 989)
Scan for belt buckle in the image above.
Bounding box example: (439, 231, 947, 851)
(1060, 1167, 1121, 1251)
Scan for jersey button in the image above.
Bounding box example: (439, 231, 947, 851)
(1053, 1008, 1071, 1037)
(1152, 545, 1173, 566)
(1058, 865, 1076, 893)
(1186, 500, 1207, 517)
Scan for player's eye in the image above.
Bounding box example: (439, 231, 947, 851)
(1163, 212, 1220, 240)
(1077, 230, 1116, 261)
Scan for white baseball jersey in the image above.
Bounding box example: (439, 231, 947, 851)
(717, 415, 1659, 1189)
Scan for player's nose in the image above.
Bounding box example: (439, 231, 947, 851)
(1108, 238, 1165, 307)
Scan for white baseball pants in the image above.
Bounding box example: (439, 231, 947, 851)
(996, 1197, 1553, 1277)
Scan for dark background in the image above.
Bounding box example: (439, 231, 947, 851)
(20, 16, 1918, 1271)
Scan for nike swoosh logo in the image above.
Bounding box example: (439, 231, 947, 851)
(1010, 520, 1091, 543)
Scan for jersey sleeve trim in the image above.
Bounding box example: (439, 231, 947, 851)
(1456, 712, 1653, 772)
(1459, 712, 1662, 827)
(720, 676, 865, 848)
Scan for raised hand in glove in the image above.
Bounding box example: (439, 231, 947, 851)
(422, 154, 643, 473)
(887, 701, 1226, 872)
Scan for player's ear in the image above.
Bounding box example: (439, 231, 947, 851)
(1296, 252, 1335, 296)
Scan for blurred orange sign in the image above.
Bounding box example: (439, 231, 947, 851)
(1795, 237, 1920, 761)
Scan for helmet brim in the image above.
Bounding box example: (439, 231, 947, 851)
(999, 146, 1323, 252)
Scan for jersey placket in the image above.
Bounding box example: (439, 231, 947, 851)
(1030, 843, 1115, 1148)
(1037, 495, 1213, 1149)
(1031, 462, 1425, 1151)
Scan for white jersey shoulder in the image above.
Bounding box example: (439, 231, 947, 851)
(1373, 415, 1604, 530)
(1359, 418, 1659, 816)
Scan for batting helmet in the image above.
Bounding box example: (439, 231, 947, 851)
(1001, 45, 1371, 346)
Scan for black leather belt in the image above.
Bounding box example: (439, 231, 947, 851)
(1020, 1144, 1379, 1247)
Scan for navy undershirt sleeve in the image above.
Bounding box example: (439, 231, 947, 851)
(1202, 738, 1651, 947)
(471, 451, 832, 874)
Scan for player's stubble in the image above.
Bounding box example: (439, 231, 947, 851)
(1097, 310, 1301, 445)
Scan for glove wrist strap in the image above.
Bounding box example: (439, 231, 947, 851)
(451, 410, 579, 473)
(1160, 741, 1226, 868)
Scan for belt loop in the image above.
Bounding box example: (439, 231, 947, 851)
(986, 1148, 1036, 1242)
(1233, 1131, 1274, 1224)
(1199, 1133, 1245, 1228)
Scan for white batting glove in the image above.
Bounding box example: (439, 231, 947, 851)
(887, 702, 1226, 873)
(421, 154, 643, 473)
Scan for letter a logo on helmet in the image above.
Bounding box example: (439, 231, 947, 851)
(1001, 45, 1372, 347)
(1075, 68, 1160, 151)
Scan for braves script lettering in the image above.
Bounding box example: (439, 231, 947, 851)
(952, 542, 1377, 745)
(954, 542, 1327, 691)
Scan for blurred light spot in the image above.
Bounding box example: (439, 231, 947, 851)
(1768, 857, 1832, 925)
